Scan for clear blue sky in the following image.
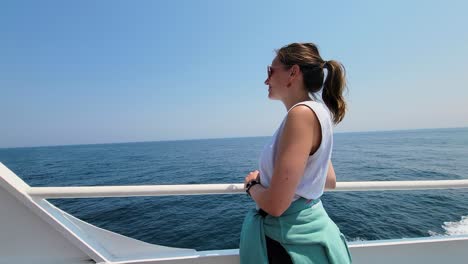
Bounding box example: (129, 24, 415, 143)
(1, 0, 467, 148)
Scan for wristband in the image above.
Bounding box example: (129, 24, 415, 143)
(245, 180, 260, 196)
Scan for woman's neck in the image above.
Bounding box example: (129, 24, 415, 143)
(283, 94, 312, 111)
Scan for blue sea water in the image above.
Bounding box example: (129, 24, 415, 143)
(1, 127, 468, 250)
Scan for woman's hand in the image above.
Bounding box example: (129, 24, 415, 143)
(244, 170, 260, 189)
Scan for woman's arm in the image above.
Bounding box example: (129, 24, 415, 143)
(246, 106, 320, 217)
(325, 160, 336, 189)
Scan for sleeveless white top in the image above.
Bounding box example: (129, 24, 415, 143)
(258, 101, 333, 201)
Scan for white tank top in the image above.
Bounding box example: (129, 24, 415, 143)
(258, 101, 333, 201)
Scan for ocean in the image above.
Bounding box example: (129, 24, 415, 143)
(1, 127, 467, 251)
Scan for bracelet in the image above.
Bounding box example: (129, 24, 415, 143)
(245, 180, 260, 196)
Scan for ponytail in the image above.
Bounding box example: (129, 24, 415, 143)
(276, 43, 348, 124)
(322, 60, 347, 124)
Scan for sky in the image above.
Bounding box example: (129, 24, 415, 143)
(1, 0, 467, 148)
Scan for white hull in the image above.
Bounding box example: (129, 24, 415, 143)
(1, 162, 467, 264)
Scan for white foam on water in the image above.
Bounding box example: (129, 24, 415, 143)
(441, 216, 468, 236)
(348, 237, 367, 242)
(431, 215, 468, 236)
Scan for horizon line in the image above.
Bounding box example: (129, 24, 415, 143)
(1, 126, 467, 150)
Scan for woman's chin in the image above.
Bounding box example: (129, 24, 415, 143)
(268, 93, 279, 100)
(268, 90, 275, 99)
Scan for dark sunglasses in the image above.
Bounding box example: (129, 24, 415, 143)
(267, 65, 277, 79)
(267, 65, 289, 79)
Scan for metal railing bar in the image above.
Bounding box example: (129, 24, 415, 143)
(27, 180, 468, 199)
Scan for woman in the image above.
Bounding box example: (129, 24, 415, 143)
(239, 43, 352, 264)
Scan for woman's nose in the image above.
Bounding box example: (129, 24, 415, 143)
(264, 78, 269, 85)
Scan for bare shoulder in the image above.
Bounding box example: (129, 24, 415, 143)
(286, 104, 319, 128)
(282, 104, 322, 152)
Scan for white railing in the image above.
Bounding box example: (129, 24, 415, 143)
(27, 180, 468, 199)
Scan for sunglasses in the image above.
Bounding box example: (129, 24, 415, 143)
(267, 65, 277, 79)
(267, 65, 289, 79)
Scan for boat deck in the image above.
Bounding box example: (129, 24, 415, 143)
(1, 162, 468, 264)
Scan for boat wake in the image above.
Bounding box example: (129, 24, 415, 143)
(429, 215, 468, 236)
(348, 237, 368, 242)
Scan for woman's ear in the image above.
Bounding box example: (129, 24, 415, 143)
(289, 64, 300, 80)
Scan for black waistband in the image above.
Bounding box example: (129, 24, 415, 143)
(258, 209, 268, 217)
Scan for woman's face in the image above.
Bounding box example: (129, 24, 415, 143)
(264, 56, 290, 100)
